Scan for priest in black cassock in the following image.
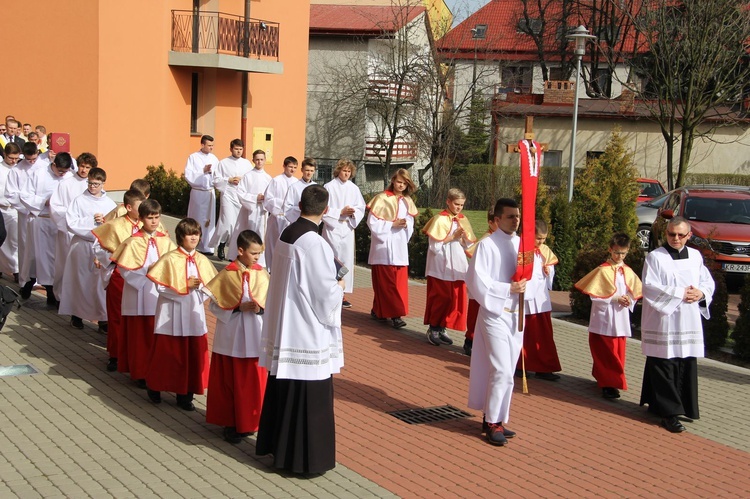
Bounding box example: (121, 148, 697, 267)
(640, 216, 715, 433)
(257, 183, 345, 474)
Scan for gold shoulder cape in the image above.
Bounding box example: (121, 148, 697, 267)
(204, 262, 270, 309)
(104, 204, 127, 222)
(538, 244, 559, 266)
(367, 190, 419, 221)
(147, 249, 218, 295)
(111, 232, 175, 271)
(422, 211, 477, 243)
(574, 263, 643, 299)
(465, 230, 493, 258)
(93, 216, 140, 253)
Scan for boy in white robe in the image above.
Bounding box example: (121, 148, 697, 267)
(322, 159, 366, 307)
(21, 151, 73, 306)
(282, 157, 317, 225)
(466, 198, 525, 447)
(262, 156, 298, 271)
(58, 168, 117, 330)
(111, 200, 176, 386)
(257, 184, 345, 475)
(184, 135, 218, 255)
(640, 216, 715, 433)
(0, 143, 20, 280)
(50, 153, 95, 302)
(146, 218, 217, 410)
(6, 142, 43, 297)
(204, 229, 270, 443)
(226, 150, 272, 262)
(208, 139, 252, 259)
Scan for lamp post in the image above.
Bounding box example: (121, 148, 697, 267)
(470, 24, 487, 102)
(565, 25, 596, 203)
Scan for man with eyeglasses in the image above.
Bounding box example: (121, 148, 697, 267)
(640, 216, 715, 434)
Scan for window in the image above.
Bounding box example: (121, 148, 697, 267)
(190, 73, 199, 134)
(518, 18, 542, 35)
(547, 67, 565, 81)
(544, 149, 562, 167)
(501, 67, 531, 91)
(314, 161, 334, 183)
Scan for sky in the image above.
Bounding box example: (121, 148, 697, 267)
(445, 0, 489, 26)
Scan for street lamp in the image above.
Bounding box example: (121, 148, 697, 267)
(470, 24, 487, 102)
(565, 25, 596, 202)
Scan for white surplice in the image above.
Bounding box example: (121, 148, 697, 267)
(261, 173, 298, 271)
(21, 165, 72, 286)
(282, 179, 315, 225)
(321, 177, 366, 293)
(6, 158, 42, 285)
(0, 160, 19, 274)
(184, 151, 219, 253)
(209, 275, 264, 358)
(227, 168, 272, 262)
(50, 174, 88, 299)
(466, 230, 522, 425)
(641, 247, 715, 359)
(366, 199, 414, 266)
(120, 239, 162, 316)
(58, 191, 117, 321)
(209, 155, 253, 247)
(589, 268, 636, 337)
(153, 255, 209, 337)
(425, 220, 470, 282)
(259, 230, 344, 381)
(524, 252, 555, 315)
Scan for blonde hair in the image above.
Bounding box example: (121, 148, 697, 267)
(446, 188, 465, 201)
(387, 168, 417, 197)
(333, 158, 357, 178)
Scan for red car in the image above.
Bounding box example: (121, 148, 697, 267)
(637, 178, 666, 203)
(649, 185, 750, 275)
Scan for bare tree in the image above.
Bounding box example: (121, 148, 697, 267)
(621, 0, 750, 188)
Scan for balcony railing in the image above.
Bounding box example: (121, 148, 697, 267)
(369, 78, 418, 101)
(171, 10, 279, 61)
(365, 139, 418, 160)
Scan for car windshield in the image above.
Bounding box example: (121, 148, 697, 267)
(683, 197, 750, 224)
(639, 181, 664, 198)
(646, 193, 669, 208)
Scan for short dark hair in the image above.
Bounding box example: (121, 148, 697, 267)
(22, 141, 38, 157)
(230, 138, 244, 149)
(88, 167, 107, 182)
(237, 229, 263, 251)
(76, 152, 98, 168)
(300, 184, 329, 216)
(54, 152, 73, 170)
(4, 142, 20, 156)
(123, 189, 146, 207)
(138, 199, 161, 219)
(609, 232, 631, 249)
(301, 157, 317, 168)
(175, 218, 202, 246)
(283, 156, 298, 167)
(200, 135, 214, 144)
(130, 179, 151, 197)
(493, 198, 518, 218)
(27, 132, 38, 141)
(535, 219, 549, 235)
(252, 149, 265, 158)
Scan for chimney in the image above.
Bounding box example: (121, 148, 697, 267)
(619, 87, 635, 114)
(543, 80, 575, 105)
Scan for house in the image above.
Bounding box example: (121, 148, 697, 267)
(0, 0, 310, 190)
(306, 1, 449, 193)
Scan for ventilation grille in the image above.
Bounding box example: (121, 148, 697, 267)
(388, 405, 472, 425)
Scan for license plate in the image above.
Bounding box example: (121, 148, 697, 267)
(722, 263, 750, 272)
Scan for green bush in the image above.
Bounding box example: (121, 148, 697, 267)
(549, 190, 577, 291)
(144, 164, 191, 217)
(703, 266, 729, 351)
(355, 192, 375, 265)
(731, 274, 750, 359)
(408, 207, 433, 278)
(684, 173, 750, 187)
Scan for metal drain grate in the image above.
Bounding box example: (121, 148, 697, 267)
(0, 364, 40, 377)
(388, 405, 472, 425)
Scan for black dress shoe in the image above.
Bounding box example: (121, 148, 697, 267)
(463, 339, 472, 356)
(20, 280, 34, 300)
(136, 379, 147, 389)
(661, 416, 686, 433)
(176, 394, 195, 411)
(535, 372, 561, 381)
(217, 243, 226, 261)
(70, 316, 84, 330)
(223, 426, 242, 444)
(342, 300, 352, 309)
(147, 389, 162, 404)
(106, 358, 118, 372)
(602, 387, 621, 399)
(98, 321, 108, 333)
(370, 310, 386, 321)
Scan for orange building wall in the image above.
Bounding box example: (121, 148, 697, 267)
(0, 0, 309, 188)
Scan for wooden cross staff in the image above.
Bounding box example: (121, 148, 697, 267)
(505, 116, 548, 154)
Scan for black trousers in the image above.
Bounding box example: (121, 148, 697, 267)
(640, 356, 699, 419)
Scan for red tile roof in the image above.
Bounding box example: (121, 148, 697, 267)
(310, 4, 427, 36)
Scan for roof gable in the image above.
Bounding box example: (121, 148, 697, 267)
(310, 4, 427, 36)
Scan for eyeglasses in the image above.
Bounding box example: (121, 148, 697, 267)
(87, 181, 103, 187)
(667, 231, 689, 239)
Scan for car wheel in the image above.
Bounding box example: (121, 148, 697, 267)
(636, 225, 651, 250)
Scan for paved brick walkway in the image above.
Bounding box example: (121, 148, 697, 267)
(0, 253, 748, 497)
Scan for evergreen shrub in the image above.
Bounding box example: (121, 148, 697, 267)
(703, 266, 729, 351)
(731, 274, 750, 359)
(408, 207, 433, 278)
(144, 164, 191, 217)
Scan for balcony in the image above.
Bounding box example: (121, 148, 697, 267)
(364, 138, 418, 161)
(369, 78, 419, 101)
(169, 10, 283, 74)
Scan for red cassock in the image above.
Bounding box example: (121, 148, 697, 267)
(465, 298, 480, 340)
(371, 265, 409, 318)
(206, 353, 268, 433)
(424, 277, 468, 330)
(119, 315, 155, 380)
(146, 335, 209, 395)
(520, 312, 561, 372)
(588, 333, 627, 389)
(106, 268, 124, 359)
